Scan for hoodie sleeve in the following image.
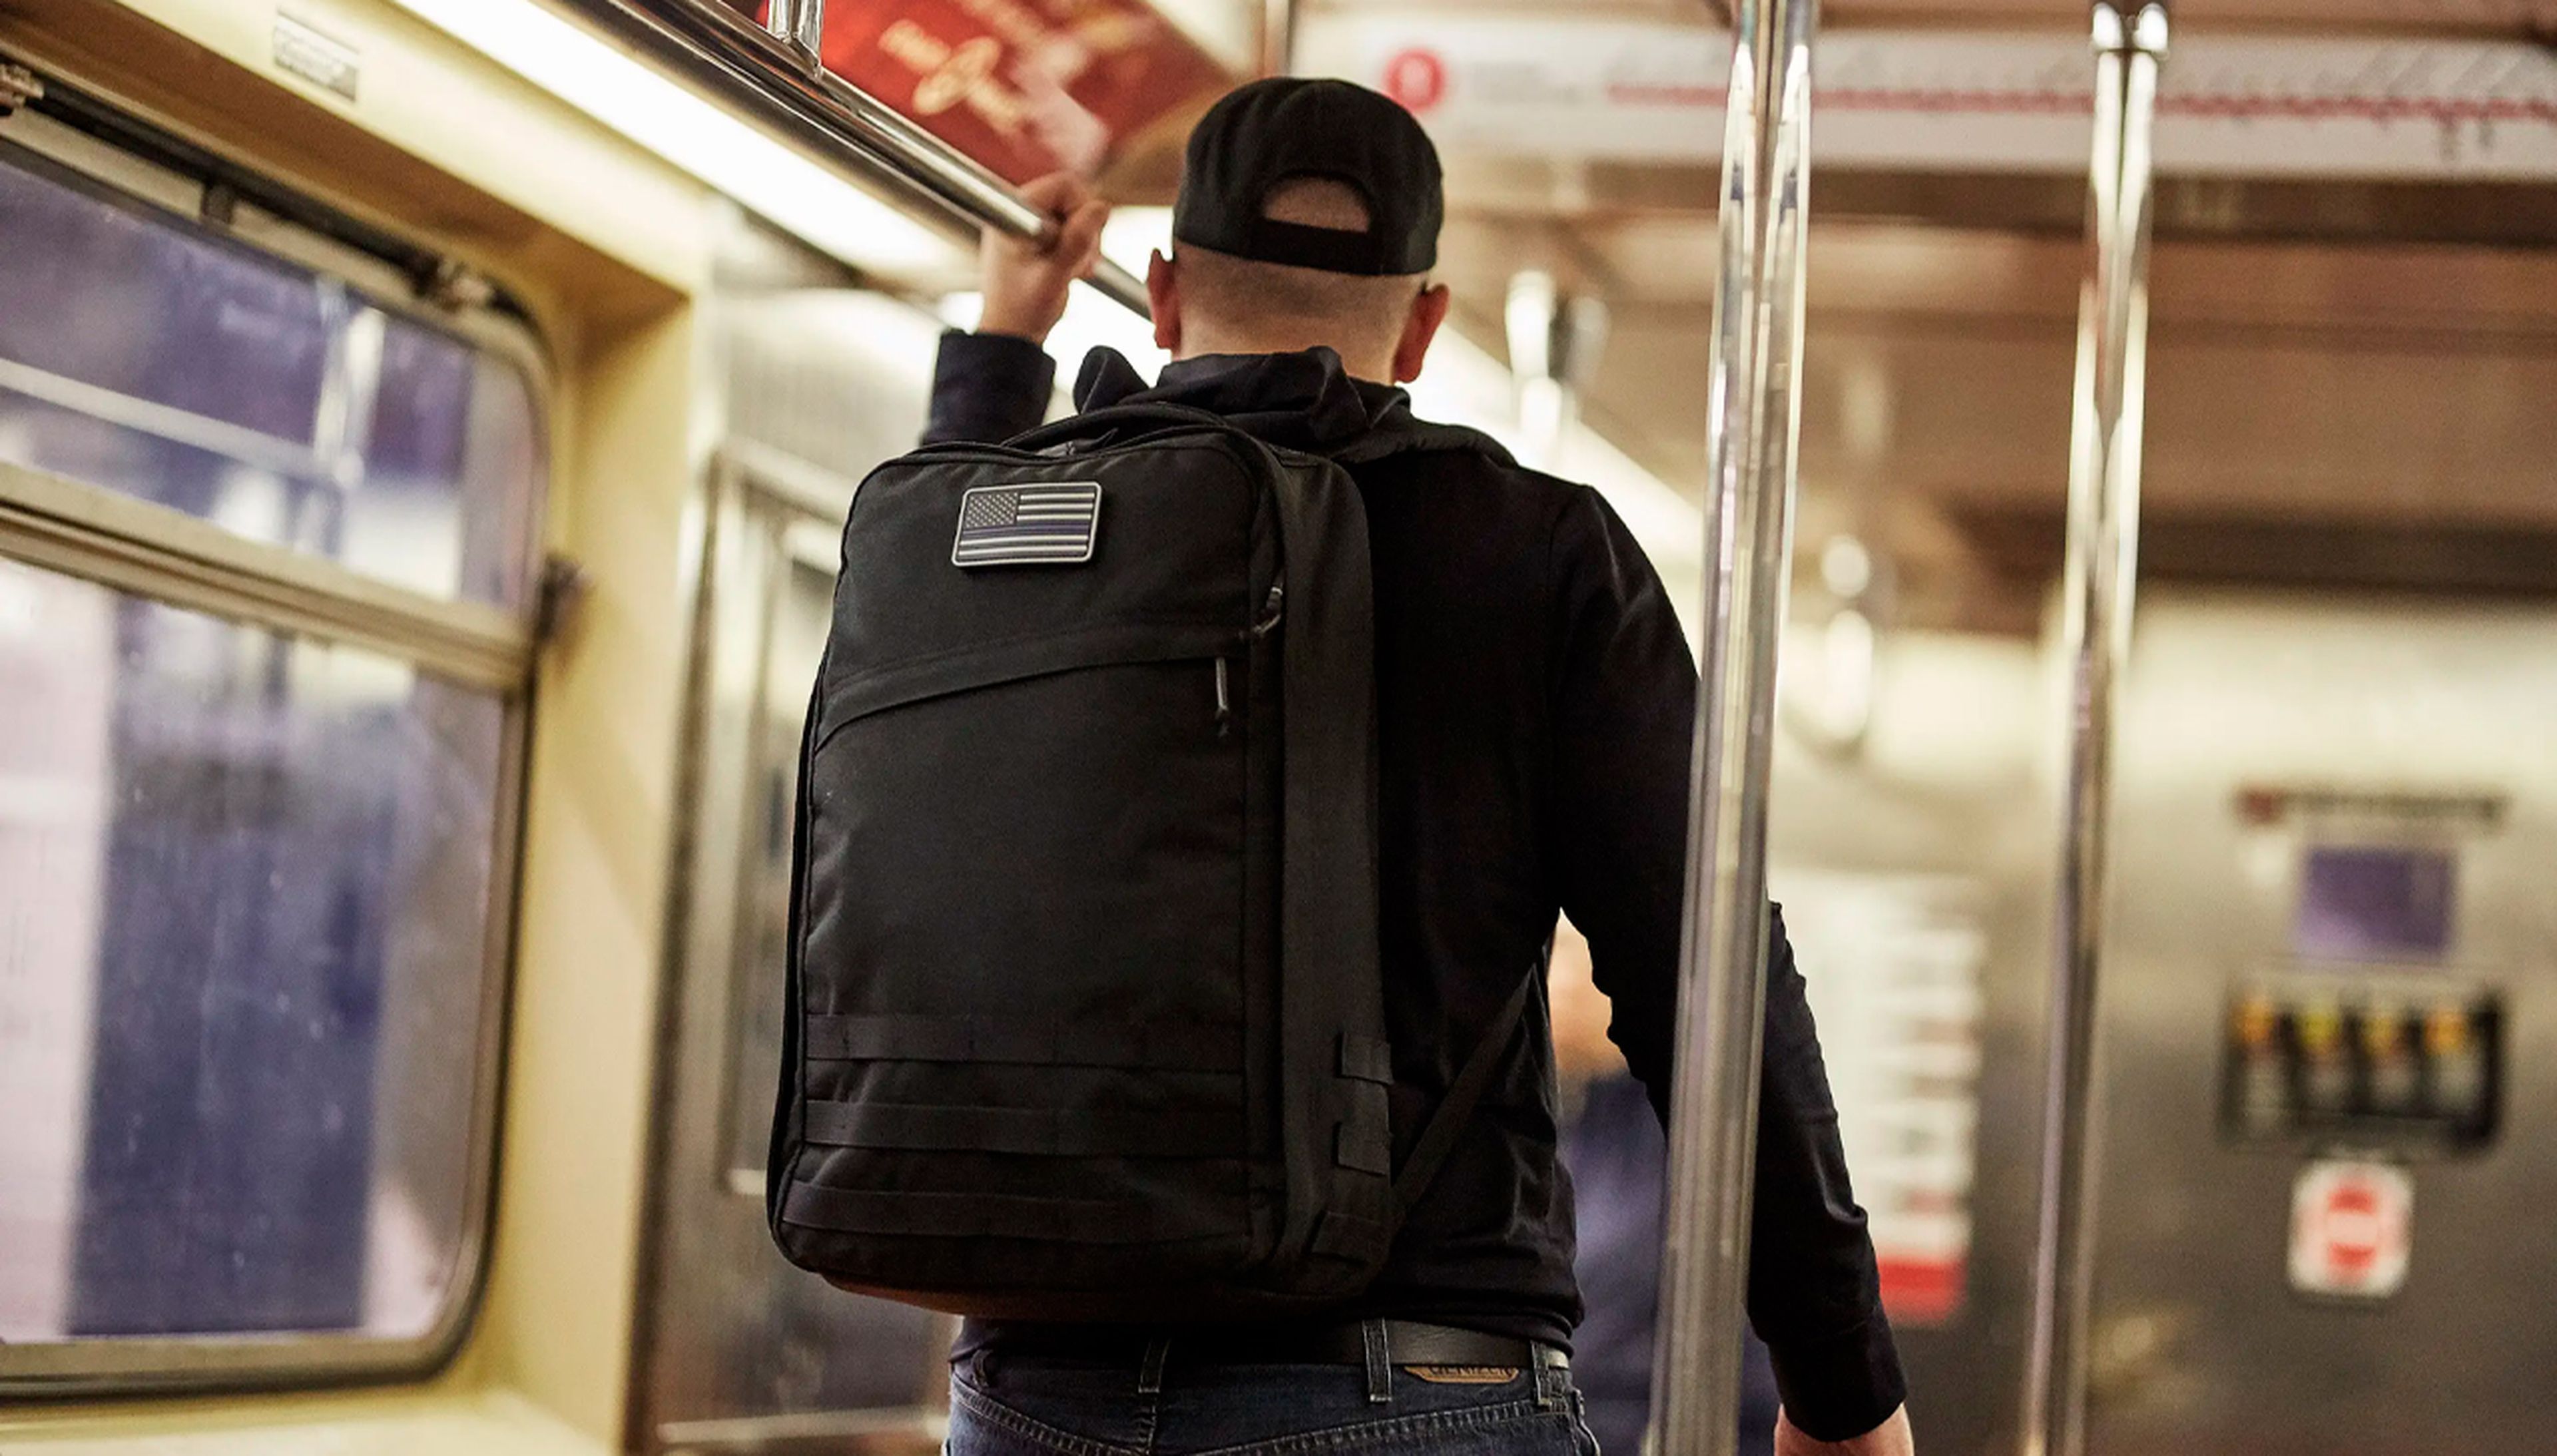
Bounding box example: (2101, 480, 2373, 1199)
(922, 330, 1056, 445)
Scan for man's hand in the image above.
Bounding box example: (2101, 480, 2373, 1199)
(977, 172, 1109, 346)
(1775, 1405, 1914, 1456)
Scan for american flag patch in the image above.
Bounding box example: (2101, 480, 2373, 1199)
(951, 483, 1103, 567)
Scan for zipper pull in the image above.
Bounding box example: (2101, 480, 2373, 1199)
(1251, 581, 1286, 638)
(1213, 657, 1232, 737)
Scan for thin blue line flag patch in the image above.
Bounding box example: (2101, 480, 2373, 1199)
(952, 483, 1103, 567)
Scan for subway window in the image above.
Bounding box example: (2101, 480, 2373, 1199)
(0, 117, 541, 1387)
(0, 146, 541, 609)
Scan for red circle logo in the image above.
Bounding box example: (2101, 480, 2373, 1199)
(1382, 49, 1447, 113)
(2321, 1180, 2385, 1273)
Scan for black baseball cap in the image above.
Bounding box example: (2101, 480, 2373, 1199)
(1171, 77, 1445, 277)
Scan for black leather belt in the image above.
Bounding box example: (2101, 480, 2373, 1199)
(974, 1318, 1567, 1371)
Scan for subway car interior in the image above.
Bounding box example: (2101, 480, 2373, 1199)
(0, 0, 2552, 1451)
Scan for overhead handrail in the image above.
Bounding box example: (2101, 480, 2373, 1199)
(2020, 6, 2167, 1456)
(573, 0, 1151, 316)
(1646, 0, 1818, 1451)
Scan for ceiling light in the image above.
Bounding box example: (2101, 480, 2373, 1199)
(390, 0, 962, 280)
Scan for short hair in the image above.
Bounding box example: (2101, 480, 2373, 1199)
(1173, 177, 1428, 359)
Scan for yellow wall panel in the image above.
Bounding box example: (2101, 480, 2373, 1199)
(0, 1, 723, 1448)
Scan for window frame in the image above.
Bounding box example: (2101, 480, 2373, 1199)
(0, 79, 551, 1400)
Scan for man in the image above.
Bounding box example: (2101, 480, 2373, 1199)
(922, 77, 1914, 1456)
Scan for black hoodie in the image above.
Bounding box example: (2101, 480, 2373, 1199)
(928, 333, 1905, 1440)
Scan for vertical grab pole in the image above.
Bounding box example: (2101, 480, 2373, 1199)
(1647, 0, 1818, 1453)
(1260, 0, 1296, 77)
(2020, 6, 2166, 1456)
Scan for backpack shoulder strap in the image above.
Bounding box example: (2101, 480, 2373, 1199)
(1001, 401, 1235, 455)
(1389, 971, 1538, 1217)
(768, 658, 825, 1232)
(1330, 421, 1516, 469)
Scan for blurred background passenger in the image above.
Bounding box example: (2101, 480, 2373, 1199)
(1553, 919, 1782, 1455)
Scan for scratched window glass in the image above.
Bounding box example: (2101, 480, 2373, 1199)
(0, 144, 542, 608)
(0, 137, 540, 1355)
(0, 562, 505, 1342)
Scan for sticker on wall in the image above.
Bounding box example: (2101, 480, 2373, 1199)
(272, 13, 360, 101)
(2289, 1158, 2413, 1300)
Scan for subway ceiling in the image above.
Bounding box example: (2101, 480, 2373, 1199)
(1121, 0, 2557, 624)
(1275, 0, 2557, 626)
(1294, 0, 2557, 30)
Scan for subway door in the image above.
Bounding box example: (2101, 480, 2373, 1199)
(633, 230, 956, 1455)
(2084, 589, 2557, 1454)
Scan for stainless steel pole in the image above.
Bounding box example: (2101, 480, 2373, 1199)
(1260, 0, 1296, 77)
(1646, 0, 1819, 1451)
(1504, 271, 1609, 474)
(2020, 6, 2165, 1456)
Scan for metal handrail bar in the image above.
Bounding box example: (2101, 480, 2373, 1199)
(2020, 6, 2168, 1456)
(0, 457, 534, 692)
(573, 0, 1151, 316)
(1646, 0, 1819, 1451)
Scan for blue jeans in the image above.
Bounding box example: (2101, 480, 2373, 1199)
(946, 1346, 1601, 1455)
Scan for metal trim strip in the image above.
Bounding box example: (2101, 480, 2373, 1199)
(0, 356, 326, 481)
(0, 456, 535, 691)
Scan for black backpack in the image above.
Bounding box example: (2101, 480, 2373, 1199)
(768, 400, 1530, 1321)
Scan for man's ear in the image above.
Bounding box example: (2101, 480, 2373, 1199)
(1391, 283, 1453, 384)
(1147, 249, 1183, 355)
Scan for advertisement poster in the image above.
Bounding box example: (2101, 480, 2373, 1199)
(804, 0, 1232, 183)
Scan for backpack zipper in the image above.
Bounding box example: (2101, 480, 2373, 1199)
(1219, 581, 1282, 737)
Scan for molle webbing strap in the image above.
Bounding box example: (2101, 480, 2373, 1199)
(1338, 1034, 1395, 1084)
(1334, 1096, 1393, 1176)
(780, 1182, 1223, 1244)
(805, 1015, 1244, 1074)
(800, 1100, 1239, 1160)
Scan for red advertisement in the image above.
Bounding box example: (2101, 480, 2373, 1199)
(814, 0, 1233, 184)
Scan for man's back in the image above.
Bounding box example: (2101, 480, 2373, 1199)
(913, 72, 1910, 1456)
(927, 340, 1903, 1443)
